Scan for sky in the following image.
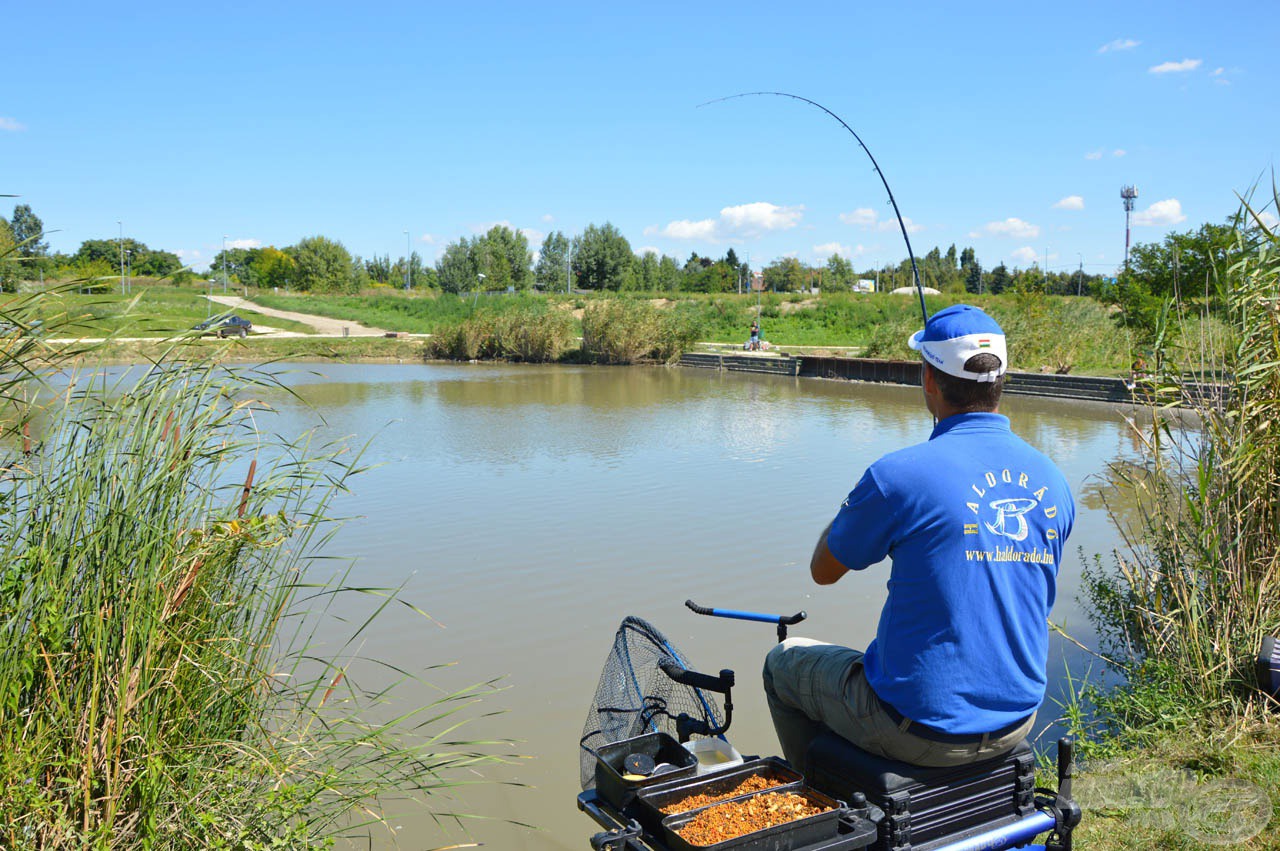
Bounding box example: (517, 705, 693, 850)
(3, 1, 1278, 275)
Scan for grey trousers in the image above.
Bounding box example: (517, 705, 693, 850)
(762, 637, 1034, 774)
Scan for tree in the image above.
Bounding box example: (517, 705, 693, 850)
(435, 239, 476, 294)
(724, 247, 740, 269)
(134, 250, 181, 277)
(965, 262, 983, 294)
(536, 231, 570, 291)
(9, 204, 48, 258)
(636, 251, 660, 291)
(988, 263, 1011, 294)
(291, 235, 355, 293)
(1127, 220, 1238, 301)
(0, 219, 18, 292)
(657, 255, 682, 291)
(573, 222, 632, 290)
(762, 257, 808, 292)
(473, 225, 532, 291)
(253, 246, 296, 290)
(825, 254, 854, 290)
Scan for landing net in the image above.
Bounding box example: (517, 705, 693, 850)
(579, 616, 724, 790)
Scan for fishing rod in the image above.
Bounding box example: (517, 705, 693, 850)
(699, 91, 929, 329)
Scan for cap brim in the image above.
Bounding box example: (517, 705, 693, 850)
(907, 329, 925, 350)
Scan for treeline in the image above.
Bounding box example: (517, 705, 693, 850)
(8, 198, 1262, 312)
(0, 204, 185, 289)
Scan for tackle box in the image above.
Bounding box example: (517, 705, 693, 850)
(593, 732, 699, 809)
(805, 734, 1036, 851)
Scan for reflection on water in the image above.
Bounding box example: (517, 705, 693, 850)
(252, 362, 1138, 850)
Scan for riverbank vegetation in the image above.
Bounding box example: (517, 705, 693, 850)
(1062, 196, 1280, 847)
(0, 279, 509, 845)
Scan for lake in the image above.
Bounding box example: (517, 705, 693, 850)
(259, 362, 1137, 850)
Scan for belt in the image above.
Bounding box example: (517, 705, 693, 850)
(876, 694, 1032, 745)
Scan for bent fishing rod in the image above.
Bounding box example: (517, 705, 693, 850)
(699, 91, 929, 329)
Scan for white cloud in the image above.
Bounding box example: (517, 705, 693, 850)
(177, 249, 207, 271)
(637, 246, 662, 257)
(840, 207, 922, 234)
(1011, 247, 1040, 265)
(983, 217, 1041, 239)
(650, 201, 803, 242)
(1113, 149, 1126, 158)
(541, 213, 555, 223)
(658, 219, 719, 240)
(1085, 150, 1104, 161)
(1149, 58, 1202, 74)
(0, 117, 25, 132)
(719, 202, 804, 235)
(520, 228, 544, 245)
(1098, 38, 1140, 53)
(813, 242, 864, 259)
(1132, 198, 1186, 227)
(225, 238, 261, 250)
(417, 233, 438, 245)
(839, 208, 879, 227)
(1255, 211, 1278, 229)
(894, 217, 924, 234)
(1211, 67, 1225, 76)
(1053, 195, 1085, 211)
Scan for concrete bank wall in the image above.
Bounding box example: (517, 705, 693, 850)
(680, 353, 1220, 407)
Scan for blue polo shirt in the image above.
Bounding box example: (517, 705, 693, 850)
(826, 412, 1074, 735)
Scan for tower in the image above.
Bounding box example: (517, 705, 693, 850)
(1120, 186, 1138, 271)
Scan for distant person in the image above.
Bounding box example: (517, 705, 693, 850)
(763, 304, 1075, 770)
(749, 319, 761, 351)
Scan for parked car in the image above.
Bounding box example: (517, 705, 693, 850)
(194, 315, 252, 338)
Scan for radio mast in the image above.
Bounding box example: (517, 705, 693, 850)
(1120, 186, 1138, 271)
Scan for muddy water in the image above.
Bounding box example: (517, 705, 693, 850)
(263, 362, 1138, 850)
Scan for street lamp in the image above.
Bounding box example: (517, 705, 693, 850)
(222, 235, 229, 294)
(117, 221, 124, 294)
(404, 230, 411, 290)
(125, 249, 132, 294)
(1076, 253, 1084, 297)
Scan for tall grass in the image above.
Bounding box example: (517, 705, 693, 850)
(1082, 195, 1280, 727)
(0, 281, 510, 845)
(579, 299, 702, 364)
(425, 302, 576, 361)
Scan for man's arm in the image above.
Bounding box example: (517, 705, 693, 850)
(810, 521, 849, 585)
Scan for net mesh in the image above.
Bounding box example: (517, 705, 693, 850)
(579, 616, 724, 790)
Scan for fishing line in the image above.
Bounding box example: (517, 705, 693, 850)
(698, 91, 929, 329)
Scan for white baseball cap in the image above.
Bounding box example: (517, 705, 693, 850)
(907, 304, 1007, 382)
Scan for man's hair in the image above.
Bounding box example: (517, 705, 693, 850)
(926, 353, 1003, 412)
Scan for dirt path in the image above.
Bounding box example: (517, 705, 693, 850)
(207, 295, 391, 337)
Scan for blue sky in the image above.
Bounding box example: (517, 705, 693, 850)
(3, 1, 1277, 275)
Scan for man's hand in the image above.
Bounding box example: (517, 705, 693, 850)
(810, 522, 849, 585)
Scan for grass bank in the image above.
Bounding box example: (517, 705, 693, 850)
(251, 289, 1226, 376)
(76, 334, 428, 363)
(26, 281, 315, 336)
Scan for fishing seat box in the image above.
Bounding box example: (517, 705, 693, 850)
(805, 734, 1036, 851)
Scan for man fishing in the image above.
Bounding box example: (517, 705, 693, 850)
(763, 304, 1074, 771)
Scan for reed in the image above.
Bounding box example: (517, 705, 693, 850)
(0, 285, 510, 845)
(425, 303, 576, 362)
(579, 299, 702, 365)
(1082, 193, 1280, 726)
